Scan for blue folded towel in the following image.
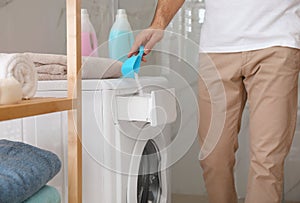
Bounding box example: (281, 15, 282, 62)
(23, 185, 61, 203)
(0, 139, 61, 203)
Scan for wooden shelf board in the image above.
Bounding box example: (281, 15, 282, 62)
(0, 97, 74, 121)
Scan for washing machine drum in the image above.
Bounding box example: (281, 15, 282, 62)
(137, 140, 161, 203)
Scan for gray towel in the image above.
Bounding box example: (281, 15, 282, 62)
(0, 139, 61, 203)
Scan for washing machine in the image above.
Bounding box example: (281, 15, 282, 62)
(35, 76, 176, 203)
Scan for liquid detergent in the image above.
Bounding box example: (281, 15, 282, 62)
(81, 9, 98, 57)
(109, 9, 134, 62)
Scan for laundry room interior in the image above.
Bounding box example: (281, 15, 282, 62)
(1, 0, 300, 203)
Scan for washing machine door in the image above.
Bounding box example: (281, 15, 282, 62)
(137, 140, 161, 203)
(127, 138, 169, 203)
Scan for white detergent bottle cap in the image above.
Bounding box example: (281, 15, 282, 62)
(116, 9, 127, 18)
(81, 9, 88, 16)
(117, 9, 126, 15)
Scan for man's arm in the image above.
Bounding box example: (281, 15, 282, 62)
(151, 0, 185, 29)
(128, 0, 185, 59)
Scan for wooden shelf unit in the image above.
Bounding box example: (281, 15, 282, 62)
(0, 0, 83, 202)
(0, 98, 73, 121)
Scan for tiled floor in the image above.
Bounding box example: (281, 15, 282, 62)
(172, 194, 300, 203)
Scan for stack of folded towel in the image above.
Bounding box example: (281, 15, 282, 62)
(0, 53, 37, 104)
(0, 52, 123, 104)
(0, 139, 62, 203)
(25, 53, 67, 80)
(25, 53, 123, 80)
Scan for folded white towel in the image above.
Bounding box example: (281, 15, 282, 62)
(0, 77, 23, 105)
(0, 53, 37, 99)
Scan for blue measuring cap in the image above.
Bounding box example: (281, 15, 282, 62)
(121, 46, 144, 78)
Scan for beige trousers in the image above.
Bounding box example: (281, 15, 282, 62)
(198, 46, 300, 203)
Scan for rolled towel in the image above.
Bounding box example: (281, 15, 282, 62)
(0, 53, 37, 99)
(0, 77, 23, 105)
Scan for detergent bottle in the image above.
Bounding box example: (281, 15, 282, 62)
(109, 9, 134, 62)
(81, 9, 98, 57)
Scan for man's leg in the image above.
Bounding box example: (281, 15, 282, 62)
(198, 53, 246, 203)
(243, 47, 300, 203)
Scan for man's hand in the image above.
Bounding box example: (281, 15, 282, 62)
(128, 0, 185, 62)
(128, 27, 164, 62)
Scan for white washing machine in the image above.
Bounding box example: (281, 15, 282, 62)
(35, 77, 176, 203)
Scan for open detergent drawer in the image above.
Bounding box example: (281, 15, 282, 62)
(116, 88, 177, 126)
